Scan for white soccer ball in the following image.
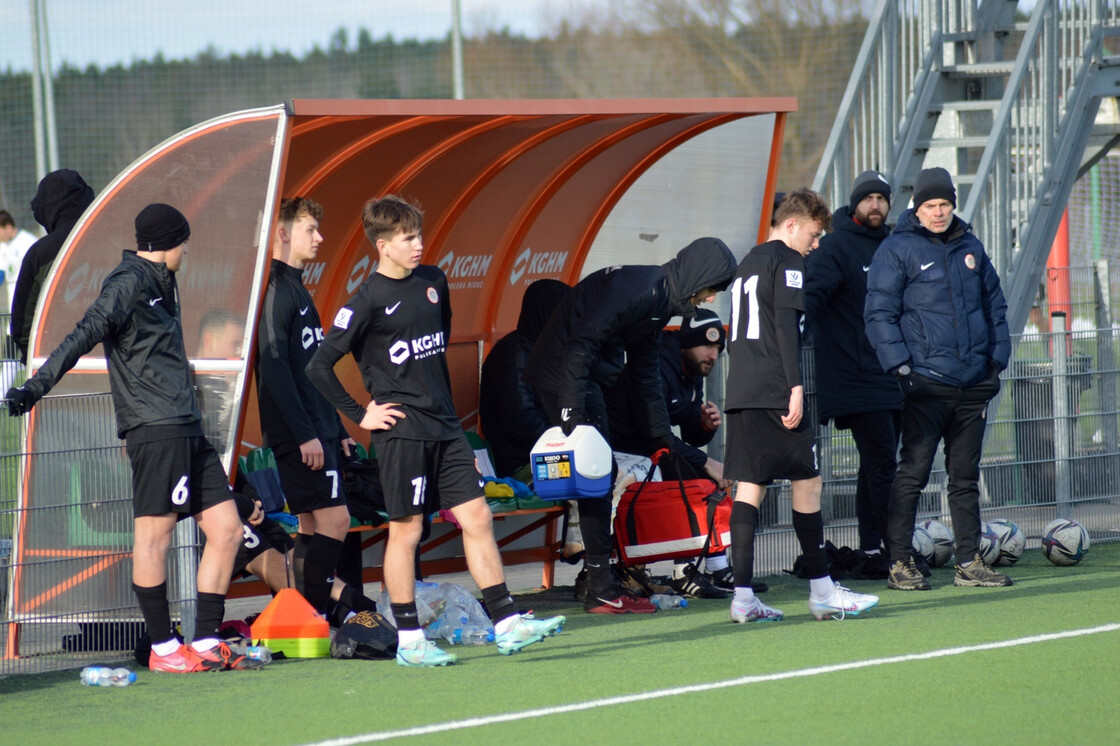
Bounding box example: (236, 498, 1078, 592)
(918, 519, 953, 567)
(978, 522, 1001, 565)
(1041, 518, 1090, 566)
(989, 518, 1025, 566)
(911, 526, 935, 566)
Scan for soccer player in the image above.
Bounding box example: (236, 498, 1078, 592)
(724, 188, 879, 623)
(256, 197, 357, 617)
(5, 204, 260, 672)
(306, 195, 564, 667)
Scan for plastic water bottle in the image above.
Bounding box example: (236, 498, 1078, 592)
(79, 666, 137, 687)
(245, 646, 272, 664)
(450, 627, 495, 645)
(649, 594, 687, 609)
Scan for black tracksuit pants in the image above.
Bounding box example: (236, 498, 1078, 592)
(836, 409, 901, 552)
(887, 371, 1000, 565)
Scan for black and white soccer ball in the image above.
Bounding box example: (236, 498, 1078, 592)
(918, 519, 953, 567)
(911, 526, 935, 566)
(1041, 519, 1090, 566)
(978, 522, 1001, 565)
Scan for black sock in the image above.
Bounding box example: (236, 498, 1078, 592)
(195, 592, 226, 642)
(293, 533, 313, 596)
(730, 502, 758, 588)
(584, 552, 613, 594)
(133, 582, 174, 645)
(793, 509, 829, 579)
(338, 583, 378, 614)
(481, 583, 517, 625)
(390, 601, 420, 631)
(303, 534, 344, 614)
(335, 532, 364, 589)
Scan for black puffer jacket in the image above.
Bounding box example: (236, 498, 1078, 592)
(525, 237, 736, 441)
(479, 279, 571, 477)
(804, 206, 901, 422)
(10, 170, 94, 363)
(22, 251, 200, 438)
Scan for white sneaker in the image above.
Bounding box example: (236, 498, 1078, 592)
(809, 584, 879, 621)
(730, 596, 783, 623)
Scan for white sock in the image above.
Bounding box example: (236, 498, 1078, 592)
(865, 548, 881, 555)
(191, 637, 219, 653)
(494, 614, 520, 636)
(705, 555, 729, 572)
(398, 628, 425, 646)
(151, 639, 180, 657)
(733, 587, 755, 605)
(809, 577, 835, 600)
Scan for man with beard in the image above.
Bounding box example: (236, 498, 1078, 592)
(804, 171, 903, 578)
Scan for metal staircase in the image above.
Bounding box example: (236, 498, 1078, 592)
(813, 0, 1120, 335)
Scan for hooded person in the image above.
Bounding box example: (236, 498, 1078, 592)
(804, 170, 901, 572)
(525, 236, 737, 615)
(9, 169, 95, 363)
(479, 278, 572, 480)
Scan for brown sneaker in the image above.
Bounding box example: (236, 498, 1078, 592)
(954, 553, 1013, 587)
(888, 557, 932, 591)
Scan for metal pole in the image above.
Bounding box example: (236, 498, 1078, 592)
(39, 0, 59, 171)
(1051, 312, 1072, 519)
(29, 0, 46, 181)
(451, 0, 464, 100)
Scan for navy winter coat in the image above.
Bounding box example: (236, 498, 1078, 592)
(864, 210, 1010, 387)
(805, 206, 901, 422)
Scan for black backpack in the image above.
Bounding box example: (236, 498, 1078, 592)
(330, 610, 398, 660)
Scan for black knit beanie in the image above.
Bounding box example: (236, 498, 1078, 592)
(678, 308, 725, 350)
(135, 203, 190, 252)
(912, 167, 957, 209)
(849, 170, 891, 212)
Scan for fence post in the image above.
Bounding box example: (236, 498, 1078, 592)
(1093, 260, 1118, 477)
(1051, 312, 1072, 519)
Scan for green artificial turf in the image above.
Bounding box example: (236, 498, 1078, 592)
(2, 541, 1118, 745)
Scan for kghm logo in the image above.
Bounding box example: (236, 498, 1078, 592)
(387, 331, 447, 365)
(302, 262, 326, 287)
(437, 251, 492, 278)
(509, 247, 568, 286)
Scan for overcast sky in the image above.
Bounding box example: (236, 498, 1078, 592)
(2, 0, 589, 72)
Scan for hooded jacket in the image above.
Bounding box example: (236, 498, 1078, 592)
(864, 210, 1010, 387)
(805, 205, 901, 421)
(525, 237, 736, 441)
(10, 170, 95, 363)
(478, 279, 571, 477)
(21, 251, 201, 438)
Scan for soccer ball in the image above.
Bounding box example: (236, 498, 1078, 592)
(1042, 519, 1090, 566)
(989, 518, 1025, 566)
(978, 522, 1001, 565)
(911, 526, 935, 566)
(918, 519, 953, 567)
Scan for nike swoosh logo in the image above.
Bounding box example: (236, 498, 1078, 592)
(385, 302, 402, 315)
(921, 262, 935, 270)
(561, 408, 571, 422)
(149, 297, 162, 306)
(862, 266, 870, 272)
(595, 597, 624, 608)
(299, 306, 310, 316)
(688, 315, 720, 329)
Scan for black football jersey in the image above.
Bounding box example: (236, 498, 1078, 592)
(725, 240, 806, 409)
(319, 265, 460, 442)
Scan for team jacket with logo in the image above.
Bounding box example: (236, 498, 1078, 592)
(864, 210, 1010, 387)
(21, 250, 200, 438)
(804, 205, 901, 422)
(725, 240, 806, 410)
(307, 265, 460, 443)
(256, 259, 347, 456)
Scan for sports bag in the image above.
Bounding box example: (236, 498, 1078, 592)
(614, 451, 731, 565)
(330, 610, 398, 660)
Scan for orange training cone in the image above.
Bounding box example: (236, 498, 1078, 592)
(249, 588, 331, 658)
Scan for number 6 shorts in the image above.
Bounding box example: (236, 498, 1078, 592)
(126, 434, 235, 518)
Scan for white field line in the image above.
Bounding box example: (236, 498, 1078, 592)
(304, 623, 1120, 745)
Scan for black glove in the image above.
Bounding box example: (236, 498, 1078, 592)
(6, 386, 36, 417)
(559, 408, 587, 436)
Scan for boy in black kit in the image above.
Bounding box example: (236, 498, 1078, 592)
(256, 197, 359, 617)
(5, 204, 261, 672)
(724, 188, 879, 623)
(307, 195, 564, 667)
